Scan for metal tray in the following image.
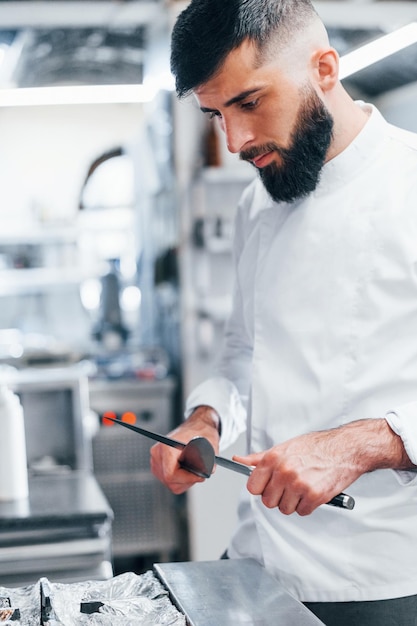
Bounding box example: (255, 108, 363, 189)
(154, 558, 324, 625)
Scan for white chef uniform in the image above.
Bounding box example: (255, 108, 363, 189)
(185, 103, 417, 602)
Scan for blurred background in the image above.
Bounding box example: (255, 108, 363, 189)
(0, 0, 416, 587)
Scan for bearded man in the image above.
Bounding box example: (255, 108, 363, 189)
(151, 1, 417, 623)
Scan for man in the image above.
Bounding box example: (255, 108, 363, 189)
(151, 0, 417, 623)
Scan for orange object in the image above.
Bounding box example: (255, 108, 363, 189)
(121, 411, 137, 425)
(102, 411, 117, 426)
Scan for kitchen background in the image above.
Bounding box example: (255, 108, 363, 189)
(0, 0, 416, 586)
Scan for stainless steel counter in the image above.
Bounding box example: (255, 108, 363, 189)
(0, 558, 325, 623)
(0, 471, 113, 587)
(154, 558, 325, 625)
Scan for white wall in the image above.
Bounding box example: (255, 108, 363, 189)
(0, 103, 144, 228)
(0, 102, 147, 350)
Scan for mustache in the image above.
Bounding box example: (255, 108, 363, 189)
(240, 142, 287, 163)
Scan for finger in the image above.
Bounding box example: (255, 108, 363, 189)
(294, 491, 327, 516)
(252, 473, 303, 514)
(233, 452, 264, 466)
(276, 489, 303, 516)
(150, 458, 198, 494)
(246, 463, 276, 497)
(149, 443, 179, 482)
(150, 444, 205, 494)
(150, 443, 177, 475)
(254, 473, 284, 508)
(295, 499, 316, 516)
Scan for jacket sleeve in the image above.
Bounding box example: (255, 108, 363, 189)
(385, 407, 417, 484)
(184, 186, 256, 451)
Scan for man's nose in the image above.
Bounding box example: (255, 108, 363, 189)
(220, 118, 254, 154)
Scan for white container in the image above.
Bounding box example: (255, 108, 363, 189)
(0, 386, 29, 501)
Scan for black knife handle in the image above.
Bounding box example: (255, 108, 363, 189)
(327, 492, 355, 510)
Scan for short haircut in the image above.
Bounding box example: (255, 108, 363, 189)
(171, 0, 319, 98)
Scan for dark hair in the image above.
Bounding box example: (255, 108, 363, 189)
(171, 0, 318, 98)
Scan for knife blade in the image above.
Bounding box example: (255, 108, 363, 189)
(103, 416, 355, 510)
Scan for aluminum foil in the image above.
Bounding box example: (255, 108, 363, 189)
(0, 571, 186, 625)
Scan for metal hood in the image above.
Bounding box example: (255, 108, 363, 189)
(0, 1, 416, 96)
(0, 1, 169, 89)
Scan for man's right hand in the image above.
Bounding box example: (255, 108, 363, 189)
(150, 405, 221, 494)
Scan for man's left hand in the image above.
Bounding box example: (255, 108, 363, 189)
(233, 417, 412, 515)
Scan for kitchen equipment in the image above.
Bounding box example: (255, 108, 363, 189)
(0, 386, 28, 501)
(104, 417, 355, 510)
(0, 365, 113, 587)
(92, 258, 130, 351)
(5, 364, 94, 473)
(154, 558, 325, 625)
(90, 377, 183, 565)
(0, 472, 113, 588)
(0, 560, 325, 625)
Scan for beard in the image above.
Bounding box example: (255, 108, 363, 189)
(240, 88, 334, 204)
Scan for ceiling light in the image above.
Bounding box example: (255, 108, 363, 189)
(339, 22, 417, 79)
(0, 83, 157, 107)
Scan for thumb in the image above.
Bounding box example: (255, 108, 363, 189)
(233, 451, 264, 467)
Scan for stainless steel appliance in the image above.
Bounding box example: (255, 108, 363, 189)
(9, 364, 94, 473)
(0, 364, 113, 586)
(89, 377, 183, 564)
(0, 472, 113, 587)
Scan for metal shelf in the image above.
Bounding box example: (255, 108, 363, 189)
(0, 267, 97, 296)
(0, 226, 78, 246)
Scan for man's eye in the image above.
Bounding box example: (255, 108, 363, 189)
(241, 99, 258, 110)
(208, 111, 222, 119)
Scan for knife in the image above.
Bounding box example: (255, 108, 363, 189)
(104, 416, 355, 510)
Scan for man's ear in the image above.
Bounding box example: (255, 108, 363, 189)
(310, 47, 339, 92)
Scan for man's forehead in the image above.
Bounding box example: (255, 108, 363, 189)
(197, 42, 254, 82)
(194, 42, 283, 107)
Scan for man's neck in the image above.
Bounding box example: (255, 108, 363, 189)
(326, 86, 370, 162)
